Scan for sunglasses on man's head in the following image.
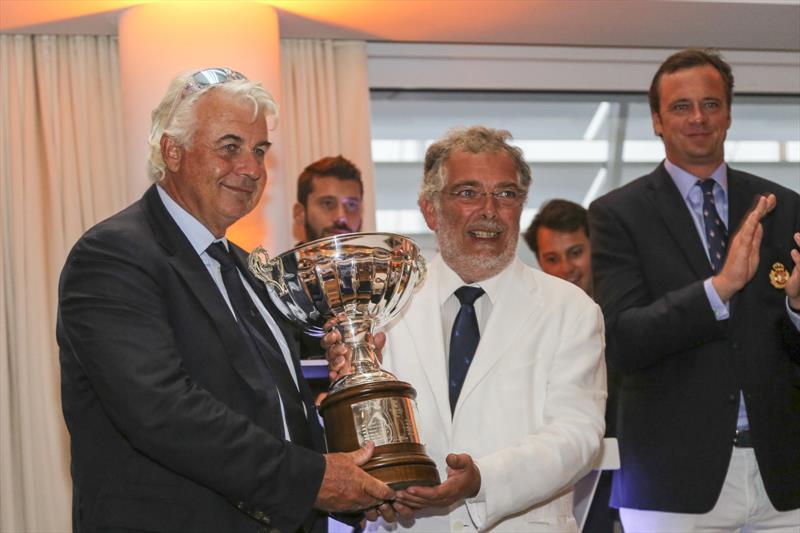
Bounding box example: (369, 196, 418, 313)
(164, 67, 248, 129)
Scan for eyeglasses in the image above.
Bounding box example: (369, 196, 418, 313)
(438, 186, 526, 207)
(163, 67, 247, 129)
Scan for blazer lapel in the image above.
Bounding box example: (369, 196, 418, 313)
(727, 167, 758, 237)
(647, 164, 713, 279)
(726, 168, 761, 316)
(454, 259, 543, 419)
(142, 186, 274, 398)
(398, 258, 452, 433)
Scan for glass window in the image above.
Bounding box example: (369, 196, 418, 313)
(371, 91, 800, 266)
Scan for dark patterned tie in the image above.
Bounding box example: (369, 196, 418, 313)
(448, 286, 485, 415)
(206, 242, 310, 446)
(698, 180, 728, 273)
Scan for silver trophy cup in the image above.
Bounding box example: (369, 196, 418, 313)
(248, 232, 440, 489)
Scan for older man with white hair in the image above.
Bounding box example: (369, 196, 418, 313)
(57, 68, 396, 533)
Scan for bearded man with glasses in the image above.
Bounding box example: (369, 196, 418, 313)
(325, 126, 606, 532)
(57, 68, 398, 533)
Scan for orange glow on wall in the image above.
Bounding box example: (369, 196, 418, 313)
(117, 1, 287, 253)
(0, 1, 136, 31)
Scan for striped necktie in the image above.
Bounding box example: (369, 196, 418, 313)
(698, 179, 728, 273)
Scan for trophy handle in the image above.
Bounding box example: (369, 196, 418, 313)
(248, 246, 288, 296)
(414, 254, 427, 288)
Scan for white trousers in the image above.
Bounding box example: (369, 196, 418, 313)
(620, 448, 800, 533)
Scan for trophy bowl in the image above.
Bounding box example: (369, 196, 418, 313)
(249, 232, 440, 489)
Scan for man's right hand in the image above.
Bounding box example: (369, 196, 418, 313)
(315, 442, 396, 514)
(713, 193, 776, 301)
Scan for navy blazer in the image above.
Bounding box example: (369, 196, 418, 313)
(57, 185, 327, 532)
(589, 164, 800, 513)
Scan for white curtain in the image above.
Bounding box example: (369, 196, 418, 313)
(0, 34, 126, 532)
(280, 39, 376, 240)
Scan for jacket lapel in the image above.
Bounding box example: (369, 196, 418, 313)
(727, 167, 757, 238)
(142, 186, 275, 398)
(454, 259, 543, 420)
(647, 163, 713, 279)
(726, 168, 760, 316)
(398, 257, 452, 434)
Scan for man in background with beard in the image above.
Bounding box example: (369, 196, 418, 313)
(293, 155, 365, 362)
(294, 155, 363, 243)
(326, 126, 607, 532)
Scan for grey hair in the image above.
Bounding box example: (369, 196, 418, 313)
(146, 71, 278, 182)
(419, 126, 532, 204)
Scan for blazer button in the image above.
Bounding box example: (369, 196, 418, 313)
(728, 393, 737, 403)
(731, 340, 740, 350)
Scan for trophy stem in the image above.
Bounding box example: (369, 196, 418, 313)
(329, 317, 398, 393)
(339, 318, 381, 374)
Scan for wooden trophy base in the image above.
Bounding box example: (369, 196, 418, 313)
(320, 380, 440, 489)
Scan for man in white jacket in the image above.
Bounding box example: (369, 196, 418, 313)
(327, 126, 607, 532)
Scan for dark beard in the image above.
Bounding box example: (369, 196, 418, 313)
(304, 221, 356, 242)
(304, 221, 322, 242)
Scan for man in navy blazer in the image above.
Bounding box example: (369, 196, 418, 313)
(589, 49, 800, 531)
(57, 68, 396, 532)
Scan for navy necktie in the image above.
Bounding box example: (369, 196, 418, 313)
(698, 179, 728, 273)
(449, 286, 485, 415)
(206, 242, 311, 446)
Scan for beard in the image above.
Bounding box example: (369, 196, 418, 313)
(304, 220, 357, 242)
(435, 215, 517, 283)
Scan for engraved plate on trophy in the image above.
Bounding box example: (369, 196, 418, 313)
(351, 397, 421, 448)
(249, 233, 440, 489)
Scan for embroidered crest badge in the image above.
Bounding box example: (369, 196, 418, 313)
(769, 262, 789, 289)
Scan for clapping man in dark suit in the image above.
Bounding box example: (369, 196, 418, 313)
(57, 68, 397, 532)
(589, 49, 800, 531)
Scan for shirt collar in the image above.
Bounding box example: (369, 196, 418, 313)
(156, 185, 226, 255)
(434, 253, 512, 307)
(664, 159, 728, 201)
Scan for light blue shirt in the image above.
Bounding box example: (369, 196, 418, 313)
(156, 185, 302, 440)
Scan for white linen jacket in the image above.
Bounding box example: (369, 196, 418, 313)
(368, 255, 606, 533)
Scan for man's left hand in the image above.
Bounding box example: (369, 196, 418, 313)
(787, 231, 800, 310)
(393, 453, 481, 510)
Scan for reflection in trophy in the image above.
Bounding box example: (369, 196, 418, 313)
(249, 233, 440, 489)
